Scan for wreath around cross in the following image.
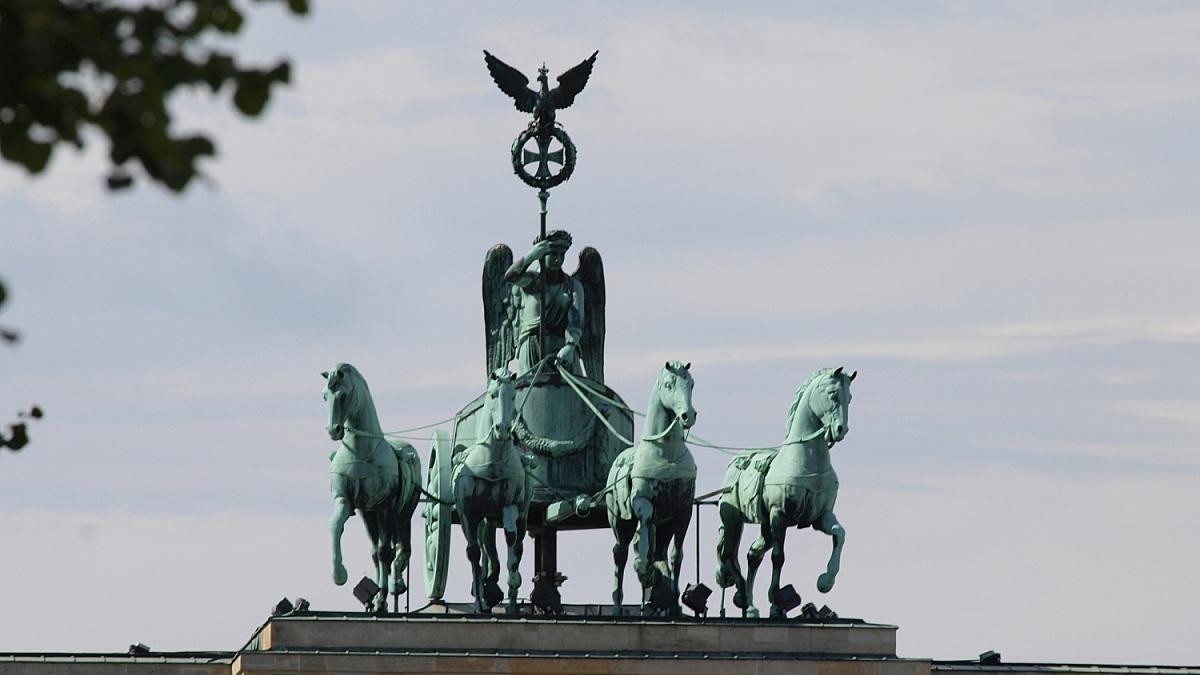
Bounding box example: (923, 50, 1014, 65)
(511, 125, 577, 190)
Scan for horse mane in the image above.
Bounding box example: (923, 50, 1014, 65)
(334, 363, 377, 429)
(654, 360, 692, 392)
(785, 367, 836, 435)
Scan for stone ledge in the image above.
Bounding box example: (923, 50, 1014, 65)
(255, 613, 898, 658)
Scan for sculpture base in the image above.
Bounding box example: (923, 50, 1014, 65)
(236, 611, 929, 675)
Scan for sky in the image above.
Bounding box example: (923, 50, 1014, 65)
(2, 0, 1198, 665)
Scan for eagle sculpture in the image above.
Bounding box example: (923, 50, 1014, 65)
(483, 50, 598, 138)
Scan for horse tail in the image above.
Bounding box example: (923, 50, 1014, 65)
(714, 456, 750, 589)
(714, 499, 743, 589)
(391, 440, 422, 515)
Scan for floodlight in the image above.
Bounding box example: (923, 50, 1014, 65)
(353, 576, 381, 609)
(530, 573, 563, 615)
(272, 597, 294, 617)
(127, 643, 151, 656)
(292, 597, 310, 613)
(681, 583, 712, 617)
(817, 604, 837, 620)
(980, 651, 1002, 665)
(774, 584, 802, 615)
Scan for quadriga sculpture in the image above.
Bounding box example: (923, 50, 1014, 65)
(605, 361, 697, 615)
(715, 367, 856, 618)
(323, 363, 421, 613)
(452, 368, 531, 614)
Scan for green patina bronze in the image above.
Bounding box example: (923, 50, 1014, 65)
(484, 230, 605, 381)
(421, 236, 630, 605)
(323, 364, 422, 613)
(338, 48, 867, 618)
(715, 367, 856, 619)
(451, 368, 532, 614)
(605, 361, 697, 615)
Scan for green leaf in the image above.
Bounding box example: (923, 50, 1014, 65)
(2, 423, 29, 451)
(233, 72, 271, 116)
(106, 170, 134, 190)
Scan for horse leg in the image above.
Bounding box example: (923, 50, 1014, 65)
(715, 501, 746, 611)
(392, 515, 411, 600)
(391, 487, 418, 604)
(610, 518, 635, 616)
(329, 497, 352, 586)
(377, 514, 397, 614)
(631, 495, 656, 588)
(743, 521, 771, 618)
(361, 511, 389, 613)
(478, 518, 504, 610)
(668, 506, 693, 615)
(767, 508, 788, 619)
(501, 504, 523, 614)
(460, 510, 487, 613)
(815, 511, 846, 593)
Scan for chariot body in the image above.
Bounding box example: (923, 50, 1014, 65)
(422, 239, 633, 601)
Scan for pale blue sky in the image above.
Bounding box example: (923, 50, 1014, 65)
(1, 1, 1198, 664)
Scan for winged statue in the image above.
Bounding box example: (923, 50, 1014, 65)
(483, 50, 598, 138)
(483, 231, 605, 384)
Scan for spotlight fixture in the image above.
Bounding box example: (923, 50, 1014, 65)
(818, 604, 838, 620)
(353, 577, 381, 610)
(980, 651, 1002, 665)
(272, 597, 294, 617)
(799, 602, 820, 620)
(681, 583, 712, 617)
(127, 643, 151, 656)
(774, 584, 802, 615)
(530, 572, 564, 615)
(292, 597, 310, 613)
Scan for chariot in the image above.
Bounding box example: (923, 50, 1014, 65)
(421, 240, 634, 603)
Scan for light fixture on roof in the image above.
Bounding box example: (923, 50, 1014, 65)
(681, 583, 712, 617)
(353, 577, 381, 610)
(774, 584, 802, 616)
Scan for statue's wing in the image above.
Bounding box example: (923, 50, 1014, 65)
(483, 244, 515, 375)
(550, 50, 598, 110)
(575, 246, 606, 383)
(483, 50, 537, 113)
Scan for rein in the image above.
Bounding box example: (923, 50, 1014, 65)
(557, 364, 682, 445)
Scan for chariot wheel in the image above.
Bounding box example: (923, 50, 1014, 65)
(422, 429, 454, 600)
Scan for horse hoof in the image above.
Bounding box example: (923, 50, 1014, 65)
(769, 605, 785, 619)
(746, 607, 760, 619)
(484, 582, 504, 609)
(332, 564, 348, 586)
(817, 573, 835, 593)
(611, 605, 624, 617)
(732, 590, 748, 609)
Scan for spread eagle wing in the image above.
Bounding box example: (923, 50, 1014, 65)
(550, 50, 598, 110)
(483, 50, 537, 114)
(574, 246, 606, 383)
(483, 244, 515, 376)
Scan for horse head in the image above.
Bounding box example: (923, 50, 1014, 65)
(805, 367, 856, 445)
(484, 367, 517, 442)
(657, 360, 697, 430)
(322, 363, 362, 441)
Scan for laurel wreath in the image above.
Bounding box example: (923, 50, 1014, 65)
(513, 408, 597, 458)
(510, 125, 577, 190)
